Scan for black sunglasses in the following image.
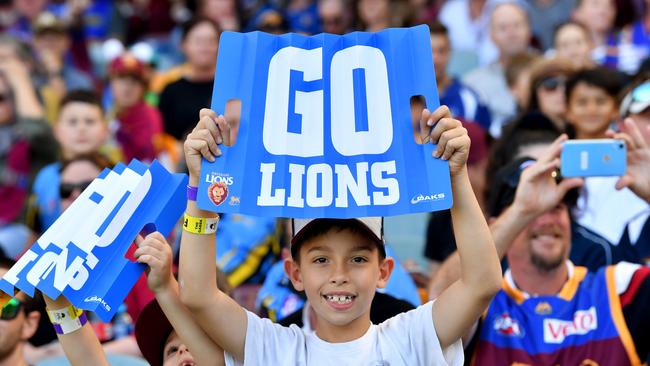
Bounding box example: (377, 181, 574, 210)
(59, 180, 93, 199)
(539, 76, 565, 91)
(1, 298, 22, 321)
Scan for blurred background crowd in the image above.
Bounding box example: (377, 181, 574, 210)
(0, 0, 649, 365)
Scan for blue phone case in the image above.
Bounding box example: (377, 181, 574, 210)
(560, 139, 626, 177)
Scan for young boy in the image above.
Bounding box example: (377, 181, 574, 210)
(565, 67, 621, 140)
(178, 106, 502, 365)
(28, 90, 109, 233)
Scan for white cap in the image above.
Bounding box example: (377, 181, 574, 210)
(291, 217, 384, 254)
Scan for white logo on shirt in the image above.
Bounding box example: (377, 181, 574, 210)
(543, 307, 598, 344)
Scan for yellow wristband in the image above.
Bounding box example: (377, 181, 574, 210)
(183, 213, 219, 234)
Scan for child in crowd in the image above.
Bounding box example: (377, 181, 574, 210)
(108, 53, 163, 163)
(178, 106, 502, 365)
(27, 90, 109, 234)
(565, 66, 622, 140)
(28, 90, 109, 234)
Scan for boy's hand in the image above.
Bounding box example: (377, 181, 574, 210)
(184, 109, 231, 183)
(511, 134, 584, 219)
(607, 118, 650, 203)
(420, 106, 470, 177)
(134, 232, 174, 294)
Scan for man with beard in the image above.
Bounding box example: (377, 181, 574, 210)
(431, 130, 650, 365)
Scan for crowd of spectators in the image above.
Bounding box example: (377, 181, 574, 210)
(0, 0, 650, 365)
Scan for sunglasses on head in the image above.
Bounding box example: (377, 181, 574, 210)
(1, 298, 22, 321)
(59, 180, 93, 199)
(539, 76, 565, 91)
(631, 81, 650, 103)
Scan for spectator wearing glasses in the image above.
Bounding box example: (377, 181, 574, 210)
(526, 58, 574, 131)
(0, 255, 42, 366)
(27, 90, 109, 235)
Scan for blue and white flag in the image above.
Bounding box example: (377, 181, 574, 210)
(198, 25, 452, 218)
(0, 160, 187, 322)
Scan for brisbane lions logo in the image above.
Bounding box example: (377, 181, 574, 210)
(208, 181, 228, 206)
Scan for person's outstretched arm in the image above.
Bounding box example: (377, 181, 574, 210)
(607, 118, 650, 204)
(179, 108, 247, 361)
(428, 135, 584, 299)
(421, 106, 502, 349)
(42, 295, 109, 366)
(135, 232, 225, 365)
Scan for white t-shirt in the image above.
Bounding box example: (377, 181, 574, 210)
(224, 301, 463, 366)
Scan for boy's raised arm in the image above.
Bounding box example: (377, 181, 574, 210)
(179, 109, 247, 361)
(421, 107, 502, 349)
(135, 232, 225, 365)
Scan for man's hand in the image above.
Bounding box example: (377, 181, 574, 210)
(420, 106, 470, 177)
(607, 118, 650, 203)
(511, 134, 584, 219)
(183, 109, 232, 183)
(134, 232, 174, 295)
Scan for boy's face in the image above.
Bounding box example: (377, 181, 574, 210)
(163, 330, 195, 366)
(110, 76, 144, 109)
(55, 102, 108, 158)
(566, 82, 617, 138)
(285, 229, 394, 333)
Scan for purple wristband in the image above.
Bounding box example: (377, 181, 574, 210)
(187, 185, 198, 201)
(52, 312, 88, 335)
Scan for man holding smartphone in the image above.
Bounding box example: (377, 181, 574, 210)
(430, 130, 650, 365)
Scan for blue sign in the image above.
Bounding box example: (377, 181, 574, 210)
(198, 25, 452, 218)
(0, 160, 187, 322)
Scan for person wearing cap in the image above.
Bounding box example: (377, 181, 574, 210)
(430, 133, 650, 364)
(108, 52, 163, 163)
(31, 11, 93, 123)
(178, 106, 501, 365)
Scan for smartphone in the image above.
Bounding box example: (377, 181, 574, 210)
(560, 139, 626, 178)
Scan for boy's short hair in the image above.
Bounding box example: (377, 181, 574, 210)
(428, 21, 448, 38)
(565, 66, 623, 102)
(290, 218, 386, 261)
(59, 89, 104, 116)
